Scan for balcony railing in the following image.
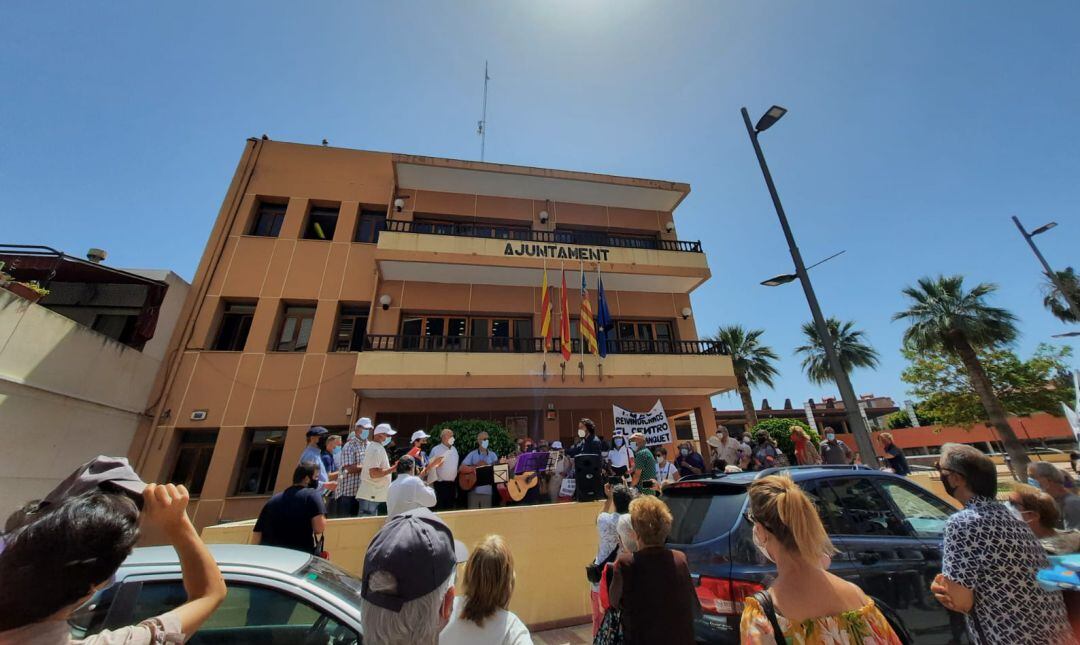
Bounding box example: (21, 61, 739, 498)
(385, 220, 703, 253)
(364, 334, 723, 355)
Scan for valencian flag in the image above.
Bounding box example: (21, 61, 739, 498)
(559, 266, 572, 362)
(539, 264, 553, 351)
(579, 267, 599, 355)
(595, 266, 613, 358)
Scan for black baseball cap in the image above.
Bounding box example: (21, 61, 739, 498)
(361, 508, 467, 612)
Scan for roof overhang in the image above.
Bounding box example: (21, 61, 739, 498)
(394, 155, 690, 211)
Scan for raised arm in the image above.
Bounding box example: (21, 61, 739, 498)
(142, 484, 227, 635)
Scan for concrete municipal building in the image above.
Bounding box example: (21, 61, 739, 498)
(132, 138, 735, 528)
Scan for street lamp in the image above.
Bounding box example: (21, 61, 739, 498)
(741, 105, 879, 466)
(761, 250, 846, 288)
(1012, 216, 1080, 323)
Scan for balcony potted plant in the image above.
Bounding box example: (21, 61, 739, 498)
(0, 262, 50, 304)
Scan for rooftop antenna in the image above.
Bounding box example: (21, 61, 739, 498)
(477, 61, 490, 161)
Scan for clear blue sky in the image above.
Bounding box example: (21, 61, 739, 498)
(3, 1, 1077, 408)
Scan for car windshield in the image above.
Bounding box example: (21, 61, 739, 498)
(296, 557, 364, 604)
(664, 485, 748, 544)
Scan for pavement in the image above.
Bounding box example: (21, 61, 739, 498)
(533, 622, 593, 644)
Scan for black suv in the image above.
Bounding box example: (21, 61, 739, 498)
(663, 465, 969, 644)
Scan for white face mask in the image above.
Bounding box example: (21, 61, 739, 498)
(1003, 501, 1025, 522)
(578, 429, 587, 438)
(447, 437, 455, 446)
(752, 525, 774, 563)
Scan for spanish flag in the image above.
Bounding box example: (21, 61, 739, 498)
(559, 266, 572, 362)
(539, 265, 553, 352)
(580, 268, 599, 355)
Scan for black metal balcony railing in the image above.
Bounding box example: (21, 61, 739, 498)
(364, 334, 723, 355)
(385, 220, 703, 253)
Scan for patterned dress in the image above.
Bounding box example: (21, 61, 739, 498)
(740, 596, 901, 644)
(942, 496, 1074, 644)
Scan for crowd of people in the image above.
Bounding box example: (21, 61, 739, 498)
(6, 422, 1080, 645)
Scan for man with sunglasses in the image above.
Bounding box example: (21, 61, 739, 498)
(930, 443, 1072, 645)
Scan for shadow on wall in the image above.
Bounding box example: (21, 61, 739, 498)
(0, 290, 161, 518)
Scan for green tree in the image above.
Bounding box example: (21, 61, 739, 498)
(711, 325, 780, 429)
(893, 275, 1028, 478)
(884, 405, 939, 429)
(900, 344, 1075, 428)
(794, 317, 880, 385)
(1043, 266, 1080, 324)
(750, 418, 820, 463)
(430, 419, 516, 458)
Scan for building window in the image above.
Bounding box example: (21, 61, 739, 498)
(168, 431, 218, 497)
(354, 209, 387, 243)
(235, 429, 285, 495)
(303, 205, 339, 240)
(399, 315, 531, 351)
(212, 302, 256, 351)
(250, 201, 287, 237)
(613, 320, 674, 353)
(333, 305, 368, 352)
(91, 313, 140, 346)
(276, 305, 317, 352)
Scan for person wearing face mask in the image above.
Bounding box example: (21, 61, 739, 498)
(1008, 483, 1080, 555)
(930, 443, 1072, 645)
(359, 423, 399, 516)
(428, 427, 461, 510)
(253, 461, 329, 554)
(819, 427, 853, 465)
(319, 434, 343, 516)
(462, 431, 500, 509)
(655, 447, 677, 488)
(567, 418, 607, 457)
(628, 433, 659, 496)
(299, 426, 339, 495)
(707, 426, 748, 473)
(608, 432, 635, 479)
(340, 417, 372, 517)
(740, 474, 901, 644)
(674, 441, 705, 478)
(1028, 461, 1080, 530)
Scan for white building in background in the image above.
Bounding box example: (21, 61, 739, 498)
(0, 247, 189, 517)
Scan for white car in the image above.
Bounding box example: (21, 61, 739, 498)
(69, 544, 363, 644)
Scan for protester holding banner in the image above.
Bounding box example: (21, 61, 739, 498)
(608, 432, 635, 479)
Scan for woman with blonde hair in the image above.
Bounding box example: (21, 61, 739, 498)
(440, 535, 532, 645)
(740, 475, 901, 644)
(789, 426, 821, 465)
(609, 495, 698, 644)
(1008, 483, 1080, 555)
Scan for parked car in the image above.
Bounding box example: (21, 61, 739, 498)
(68, 544, 363, 644)
(663, 465, 969, 644)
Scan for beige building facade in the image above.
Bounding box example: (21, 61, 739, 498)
(133, 139, 735, 529)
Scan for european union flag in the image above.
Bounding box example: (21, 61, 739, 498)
(595, 268, 613, 358)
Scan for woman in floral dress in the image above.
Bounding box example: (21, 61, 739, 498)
(739, 475, 901, 644)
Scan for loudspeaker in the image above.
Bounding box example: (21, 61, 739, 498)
(574, 454, 604, 501)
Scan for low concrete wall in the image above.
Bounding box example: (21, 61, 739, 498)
(203, 500, 603, 630)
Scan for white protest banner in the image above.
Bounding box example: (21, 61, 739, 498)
(612, 399, 671, 446)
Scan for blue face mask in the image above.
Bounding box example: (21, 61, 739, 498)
(333, 446, 342, 458)
(359, 429, 370, 441)
(614, 438, 624, 447)
(382, 437, 393, 446)
(481, 439, 490, 450)
(826, 433, 836, 442)
(1028, 477, 1041, 489)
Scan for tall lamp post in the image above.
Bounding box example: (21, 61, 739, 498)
(1012, 216, 1080, 323)
(741, 106, 878, 466)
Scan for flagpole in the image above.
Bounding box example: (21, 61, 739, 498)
(579, 257, 585, 375)
(596, 262, 603, 365)
(541, 256, 547, 379)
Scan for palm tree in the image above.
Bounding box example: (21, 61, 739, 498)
(794, 318, 880, 385)
(893, 275, 1027, 479)
(711, 325, 780, 429)
(1043, 266, 1080, 324)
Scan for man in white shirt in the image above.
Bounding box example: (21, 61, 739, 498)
(359, 423, 397, 516)
(427, 427, 460, 510)
(388, 456, 438, 517)
(708, 425, 749, 471)
(607, 432, 635, 479)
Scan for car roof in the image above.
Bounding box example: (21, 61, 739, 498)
(671, 464, 882, 488)
(122, 544, 311, 574)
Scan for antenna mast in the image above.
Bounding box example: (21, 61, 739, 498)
(477, 61, 490, 161)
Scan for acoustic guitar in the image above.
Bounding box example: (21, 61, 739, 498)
(504, 471, 539, 502)
(458, 465, 478, 491)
